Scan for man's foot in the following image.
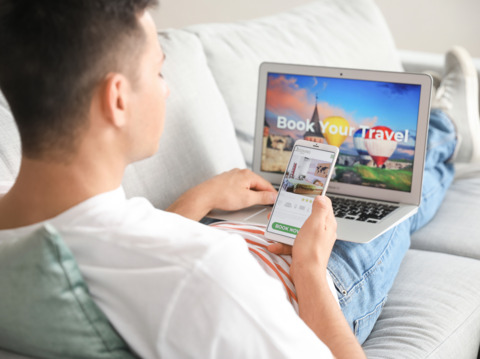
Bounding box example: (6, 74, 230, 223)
(424, 70, 442, 90)
(423, 70, 441, 104)
(433, 46, 480, 163)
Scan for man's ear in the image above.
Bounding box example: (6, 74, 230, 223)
(101, 73, 130, 128)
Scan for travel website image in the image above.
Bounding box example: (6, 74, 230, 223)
(262, 73, 421, 192)
(269, 146, 336, 238)
(282, 146, 335, 198)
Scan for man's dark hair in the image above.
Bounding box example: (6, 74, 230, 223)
(0, 0, 158, 160)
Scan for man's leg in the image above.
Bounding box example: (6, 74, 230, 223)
(409, 109, 456, 233)
(328, 46, 479, 343)
(327, 109, 457, 344)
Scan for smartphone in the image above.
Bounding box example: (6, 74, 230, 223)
(265, 140, 339, 245)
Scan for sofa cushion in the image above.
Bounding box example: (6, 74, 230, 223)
(363, 249, 480, 358)
(411, 176, 480, 260)
(122, 31, 246, 209)
(0, 91, 21, 181)
(0, 224, 136, 359)
(186, 0, 403, 165)
(0, 349, 35, 359)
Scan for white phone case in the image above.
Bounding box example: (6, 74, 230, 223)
(265, 140, 339, 245)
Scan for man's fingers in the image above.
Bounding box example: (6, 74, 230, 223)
(299, 196, 336, 237)
(302, 196, 329, 227)
(311, 196, 332, 214)
(260, 190, 277, 205)
(245, 189, 277, 207)
(246, 170, 277, 193)
(267, 242, 293, 255)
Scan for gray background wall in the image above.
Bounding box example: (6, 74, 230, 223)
(151, 0, 480, 58)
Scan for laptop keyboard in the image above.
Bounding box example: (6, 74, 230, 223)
(330, 196, 398, 223)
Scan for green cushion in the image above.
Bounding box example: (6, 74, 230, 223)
(0, 224, 137, 359)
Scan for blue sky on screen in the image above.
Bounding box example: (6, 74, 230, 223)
(300, 75, 419, 130)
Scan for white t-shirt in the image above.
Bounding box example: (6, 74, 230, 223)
(0, 185, 334, 359)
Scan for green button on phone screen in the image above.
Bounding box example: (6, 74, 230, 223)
(272, 222, 300, 235)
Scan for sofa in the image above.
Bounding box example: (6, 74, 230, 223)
(1, 0, 480, 358)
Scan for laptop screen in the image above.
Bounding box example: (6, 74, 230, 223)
(260, 71, 422, 193)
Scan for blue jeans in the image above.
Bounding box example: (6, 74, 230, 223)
(328, 109, 457, 344)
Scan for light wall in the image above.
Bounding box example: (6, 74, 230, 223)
(375, 0, 480, 57)
(152, 0, 310, 28)
(151, 0, 480, 58)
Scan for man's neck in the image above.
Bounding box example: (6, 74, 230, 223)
(0, 155, 125, 230)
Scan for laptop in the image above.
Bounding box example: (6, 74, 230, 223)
(209, 62, 432, 243)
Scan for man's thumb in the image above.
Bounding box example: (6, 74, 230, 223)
(311, 196, 329, 214)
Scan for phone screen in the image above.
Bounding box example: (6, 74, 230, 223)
(267, 144, 338, 241)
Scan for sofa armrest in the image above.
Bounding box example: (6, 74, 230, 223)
(399, 49, 480, 104)
(399, 49, 480, 75)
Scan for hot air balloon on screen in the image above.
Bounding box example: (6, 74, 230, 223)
(322, 116, 349, 147)
(364, 126, 397, 168)
(353, 128, 371, 165)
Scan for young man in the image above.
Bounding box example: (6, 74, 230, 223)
(0, 1, 478, 359)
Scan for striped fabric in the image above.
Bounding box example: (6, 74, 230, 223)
(210, 221, 299, 313)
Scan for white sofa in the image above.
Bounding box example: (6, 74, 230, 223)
(1, 0, 480, 358)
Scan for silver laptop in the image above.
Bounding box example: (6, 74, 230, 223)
(210, 62, 432, 243)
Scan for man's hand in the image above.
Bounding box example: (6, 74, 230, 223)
(291, 195, 337, 279)
(167, 168, 277, 221)
(269, 196, 365, 358)
(200, 168, 277, 212)
(268, 196, 337, 274)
